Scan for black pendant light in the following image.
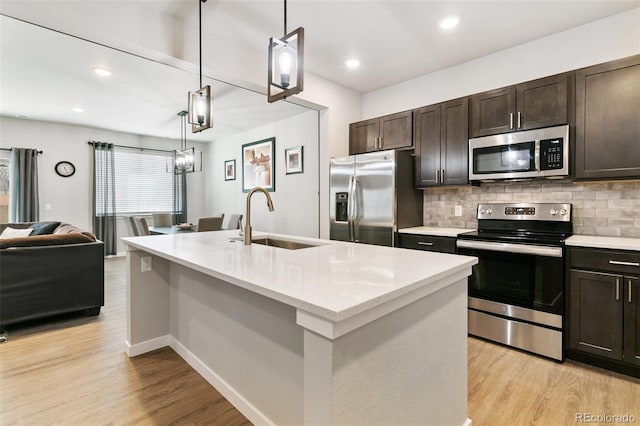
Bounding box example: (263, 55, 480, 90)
(188, 0, 213, 132)
(268, 0, 304, 103)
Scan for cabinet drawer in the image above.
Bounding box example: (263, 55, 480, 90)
(396, 234, 456, 254)
(568, 247, 640, 275)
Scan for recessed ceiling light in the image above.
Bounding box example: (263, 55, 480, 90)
(439, 16, 460, 30)
(345, 59, 361, 69)
(93, 67, 112, 77)
(72, 107, 85, 113)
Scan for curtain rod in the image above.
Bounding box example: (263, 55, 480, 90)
(0, 147, 44, 154)
(87, 141, 173, 154)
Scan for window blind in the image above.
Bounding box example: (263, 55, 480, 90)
(111, 148, 181, 214)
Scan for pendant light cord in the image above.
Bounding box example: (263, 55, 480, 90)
(199, 0, 204, 89)
(181, 114, 185, 150)
(284, 0, 287, 35)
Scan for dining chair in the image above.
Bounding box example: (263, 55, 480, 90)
(197, 215, 225, 232)
(134, 216, 151, 236)
(152, 213, 173, 227)
(128, 216, 141, 236)
(221, 214, 243, 230)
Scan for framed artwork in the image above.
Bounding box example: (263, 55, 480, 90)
(285, 146, 304, 175)
(242, 137, 275, 192)
(224, 159, 236, 181)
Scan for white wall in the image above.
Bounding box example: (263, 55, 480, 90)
(363, 8, 640, 118)
(204, 110, 319, 238)
(0, 115, 207, 231)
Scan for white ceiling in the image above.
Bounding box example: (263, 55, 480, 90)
(1, 1, 638, 143)
(148, 0, 640, 93)
(0, 15, 310, 143)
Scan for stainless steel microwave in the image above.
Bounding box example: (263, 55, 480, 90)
(469, 125, 569, 181)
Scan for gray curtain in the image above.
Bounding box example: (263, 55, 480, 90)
(9, 148, 40, 222)
(172, 172, 187, 224)
(93, 142, 117, 255)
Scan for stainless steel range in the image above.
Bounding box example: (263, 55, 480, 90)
(456, 202, 572, 360)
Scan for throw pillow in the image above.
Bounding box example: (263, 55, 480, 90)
(0, 227, 33, 239)
(29, 221, 62, 235)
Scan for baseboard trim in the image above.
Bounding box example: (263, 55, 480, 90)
(168, 336, 274, 426)
(124, 335, 169, 357)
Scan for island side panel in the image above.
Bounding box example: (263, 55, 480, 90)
(304, 278, 469, 426)
(168, 263, 304, 426)
(126, 249, 171, 355)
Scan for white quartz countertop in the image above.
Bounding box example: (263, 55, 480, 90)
(398, 226, 476, 237)
(122, 230, 476, 322)
(566, 235, 640, 252)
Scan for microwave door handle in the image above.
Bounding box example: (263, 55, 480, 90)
(534, 140, 541, 171)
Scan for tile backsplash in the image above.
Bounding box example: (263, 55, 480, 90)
(422, 179, 640, 238)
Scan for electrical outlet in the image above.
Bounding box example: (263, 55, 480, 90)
(141, 256, 152, 272)
(454, 205, 463, 217)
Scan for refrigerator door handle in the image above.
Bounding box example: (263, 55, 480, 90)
(347, 174, 355, 242)
(352, 176, 360, 242)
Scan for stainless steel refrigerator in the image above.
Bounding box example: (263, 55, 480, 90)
(330, 149, 423, 246)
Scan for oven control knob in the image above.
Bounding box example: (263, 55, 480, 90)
(479, 208, 486, 214)
(560, 208, 568, 216)
(486, 208, 492, 215)
(550, 209, 558, 216)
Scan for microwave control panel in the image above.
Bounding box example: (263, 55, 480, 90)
(540, 138, 564, 170)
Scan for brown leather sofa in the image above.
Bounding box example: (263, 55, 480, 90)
(0, 221, 104, 329)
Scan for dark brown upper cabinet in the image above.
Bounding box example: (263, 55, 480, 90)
(349, 111, 412, 155)
(470, 73, 569, 138)
(414, 97, 469, 187)
(574, 55, 640, 180)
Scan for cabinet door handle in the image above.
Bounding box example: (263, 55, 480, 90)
(609, 260, 640, 267)
(418, 241, 434, 246)
(629, 280, 633, 303)
(442, 169, 446, 183)
(509, 113, 514, 129)
(378, 137, 382, 149)
(616, 278, 620, 301)
(517, 111, 521, 129)
(436, 170, 440, 184)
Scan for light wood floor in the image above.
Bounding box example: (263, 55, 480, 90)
(1, 257, 638, 425)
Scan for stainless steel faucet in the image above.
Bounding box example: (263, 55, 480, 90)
(244, 187, 274, 245)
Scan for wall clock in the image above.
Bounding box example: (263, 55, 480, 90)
(55, 161, 76, 177)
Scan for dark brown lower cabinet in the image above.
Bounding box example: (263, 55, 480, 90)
(625, 276, 640, 366)
(567, 247, 640, 376)
(396, 233, 456, 254)
(569, 270, 623, 360)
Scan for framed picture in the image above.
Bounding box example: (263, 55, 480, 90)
(242, 137, 275, 192)
(224, 159, 236, 181)
(285, 146, 304, 175)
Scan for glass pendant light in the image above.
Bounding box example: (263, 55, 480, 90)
(172, 111, 202, 174)
(268, 0, 304, 103)
(188, 0, 213, 132)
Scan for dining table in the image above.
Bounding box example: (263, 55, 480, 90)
(148, 226, 197, 235)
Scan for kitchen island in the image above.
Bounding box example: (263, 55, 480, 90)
(123, 230, 476, 426)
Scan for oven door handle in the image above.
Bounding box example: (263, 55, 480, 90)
(456, 240, 563, 257)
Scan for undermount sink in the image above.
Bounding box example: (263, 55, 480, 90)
(231, 236, 322, 250)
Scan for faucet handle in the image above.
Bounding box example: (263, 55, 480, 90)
(238, 218, 244, 236)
